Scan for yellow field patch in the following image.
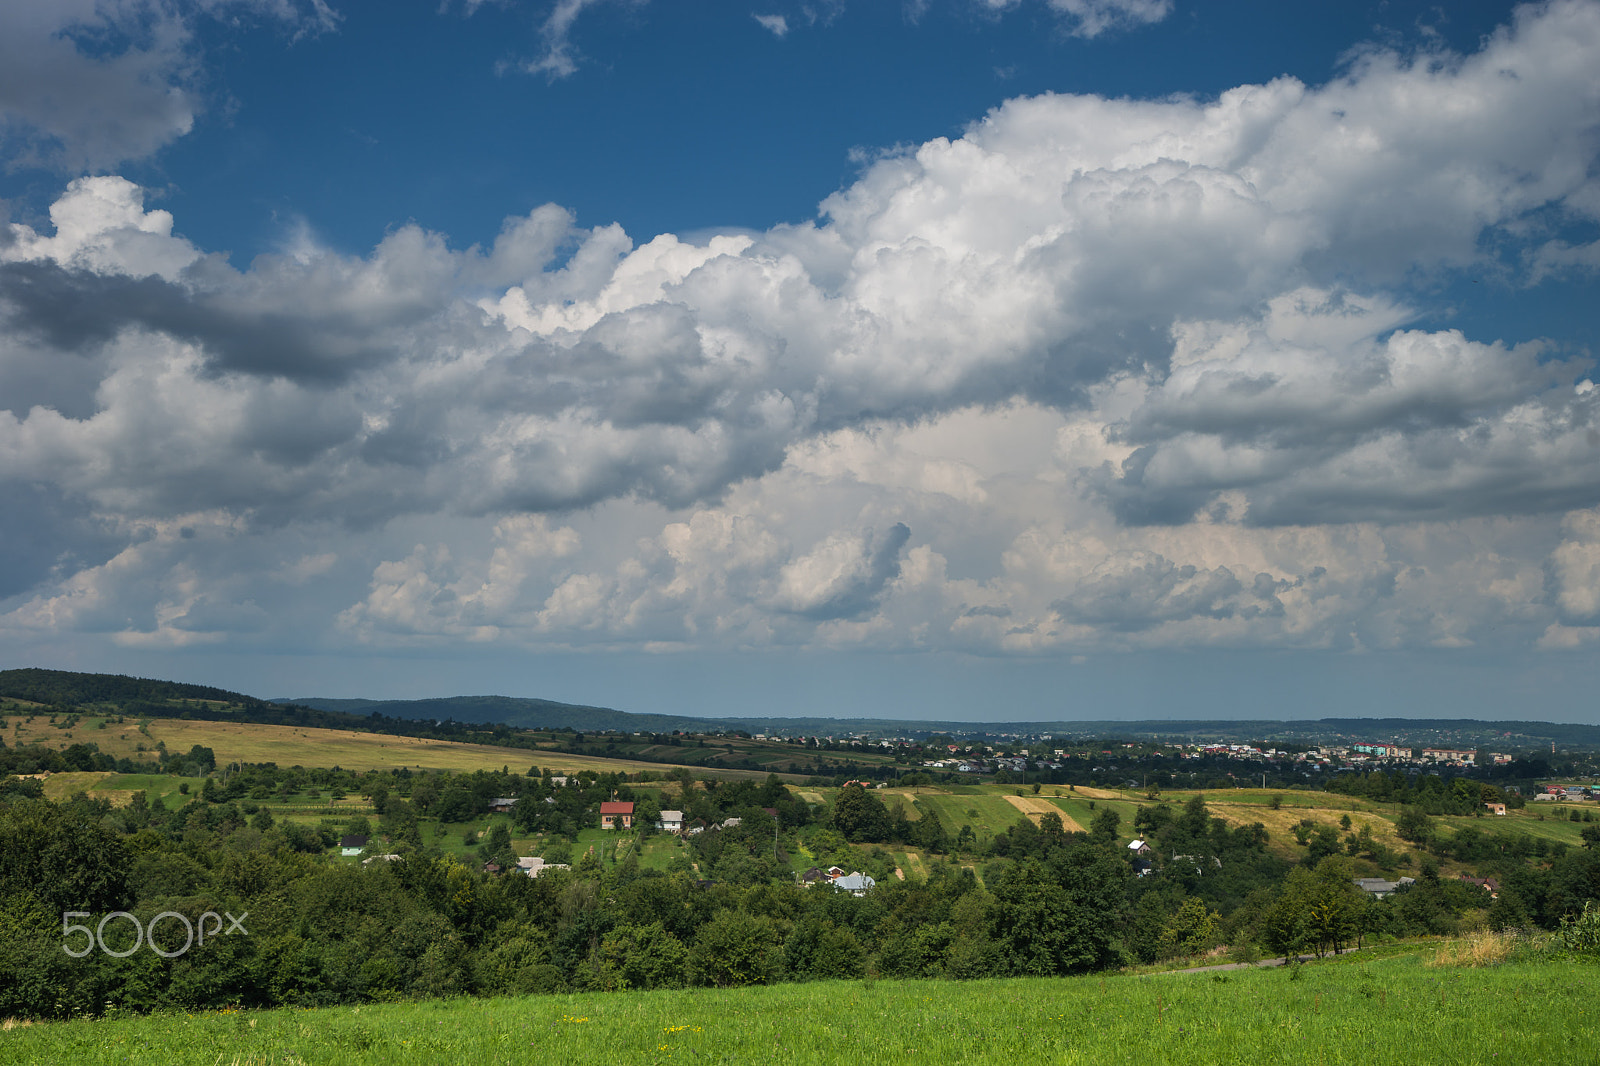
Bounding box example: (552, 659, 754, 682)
(1003, 795, 1086, 832)
(1206, 801, 1405, 858)
(1070, 786, 1126, 800)
(3, 715, 780, 778)
(37, 771, 113, 802)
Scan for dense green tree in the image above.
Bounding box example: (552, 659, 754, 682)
(831, 783, 892, 843)
(0, 798, 129, 914)
(1158, 896, 1220, 960)
(782, 916, 867, 980)
(691, 910, 779, 987)
(593, 922, 690, 990)
(1089, 806, 1121, 844)
(1396, 806, 1436, 844)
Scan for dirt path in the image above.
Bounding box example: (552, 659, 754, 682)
(1004, 795, 1086, 832)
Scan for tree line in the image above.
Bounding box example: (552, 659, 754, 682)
(2, 771, 1598, 1020)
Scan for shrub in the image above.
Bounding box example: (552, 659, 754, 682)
(1553, 902, 1600, 957)
(691, 910, 779, 987)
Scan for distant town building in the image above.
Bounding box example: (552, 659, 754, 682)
(1352, 744, 1411, 758)
(1420, 748, 1476, 765)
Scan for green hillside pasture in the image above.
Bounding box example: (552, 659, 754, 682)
(3, 953, 1591, 1066)
(1050, 795, 1142, 840)
(1436, 811, 1587, 848)
(916, 787, 1145, 844)
(87, 772, 204, 807)
(907, 791, 1028, 843)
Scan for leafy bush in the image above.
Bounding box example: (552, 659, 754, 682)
(1553, 902, 1600, 956)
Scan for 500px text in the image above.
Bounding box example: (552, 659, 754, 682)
(62, 911, 249, 958)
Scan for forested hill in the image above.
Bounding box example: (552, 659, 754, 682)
(284, 695, 961, 737)
(285, 694, 732, 735)
(0, 668, 619, 752)
(0, 667, 262, 708)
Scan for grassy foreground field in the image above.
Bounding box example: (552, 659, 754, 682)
(2, 952, 1592, 1066)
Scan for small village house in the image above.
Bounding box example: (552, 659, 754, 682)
(599, 800, 635, 829)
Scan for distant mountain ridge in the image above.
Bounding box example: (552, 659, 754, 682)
(284, 694, 1600, 747)
(3, 667, 1597, 747)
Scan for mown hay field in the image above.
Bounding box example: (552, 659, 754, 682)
(2, 716, 778, 779)
(1003, 794, 1086, 832)
(2, 951, 1591, 1066)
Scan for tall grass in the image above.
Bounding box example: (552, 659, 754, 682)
(2, 952, 1592, 1066)
(1423, 930, 1518, 968)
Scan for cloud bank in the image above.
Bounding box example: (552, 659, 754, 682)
(4, 0, 1600, 658)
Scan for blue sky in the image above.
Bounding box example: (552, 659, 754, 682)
(3, 0, 1600, 723)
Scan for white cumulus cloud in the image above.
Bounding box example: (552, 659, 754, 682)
(5, 1, 1600, 659)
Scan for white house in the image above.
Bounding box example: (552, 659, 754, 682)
(516, 857, 571, 878)
(657, 809, 684, 832)
(830, 872, 876, 895)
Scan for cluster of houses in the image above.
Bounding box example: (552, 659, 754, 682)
(1532, 785, 1599, 802)
(1234, 744, 1518, 771)
(1352, 874, 1500, 899)
(799, 865, 877, 895)
(915, 740, 1528, 776)
(922, 754, 1068, 774)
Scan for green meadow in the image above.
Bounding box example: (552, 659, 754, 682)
(2, 950, 1592, 1066)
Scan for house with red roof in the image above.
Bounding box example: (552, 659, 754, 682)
(599, 800, 635, 829)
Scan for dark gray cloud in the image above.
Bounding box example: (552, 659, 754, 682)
(1053, 557, 1244, 631)
(0, 257, 444, 383)
(0, 480, 124, 600)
